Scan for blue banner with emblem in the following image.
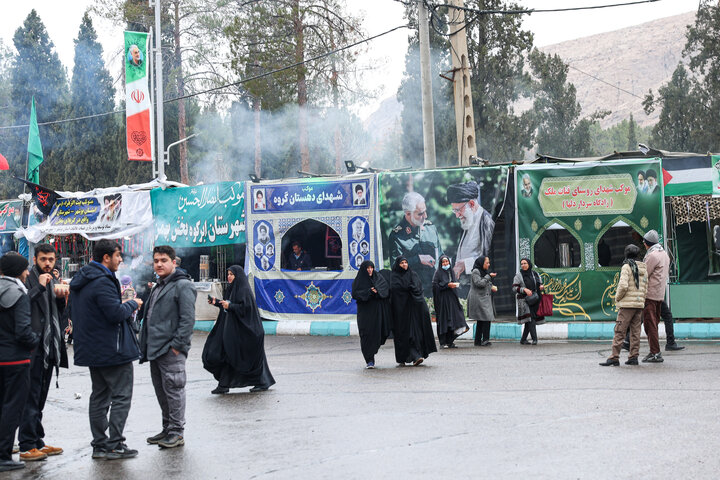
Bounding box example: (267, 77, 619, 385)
(254, 278, 356, 315)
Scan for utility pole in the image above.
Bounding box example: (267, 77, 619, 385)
(448, 0, 477, 166)
(418, 0, 436, 169)
(151, 0, 165, 180)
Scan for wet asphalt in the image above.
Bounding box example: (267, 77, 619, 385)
(6, 334, 720, 479)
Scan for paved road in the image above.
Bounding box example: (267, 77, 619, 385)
(8, 334, 720, 479)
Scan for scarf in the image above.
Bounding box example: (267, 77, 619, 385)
(473, 256, 489, 277)
(623, 258, 640, 288)
(433, 255, 455, 285)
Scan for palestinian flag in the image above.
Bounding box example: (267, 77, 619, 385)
(124, 31, 153, 162)
(662, 155, 719, 197)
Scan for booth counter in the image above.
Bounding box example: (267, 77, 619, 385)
(193, 281, 225, 321)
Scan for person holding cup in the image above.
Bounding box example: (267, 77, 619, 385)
(468, 256, 497, 346)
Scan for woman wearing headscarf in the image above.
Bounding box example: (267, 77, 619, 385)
(352, 260, 392, 369)
(512, 258, 545, 345)
(390, 257, 437, 366)
(202, 265, 275, 394)
(468, 256, 497, 346)
(599, 245, 648, 366)
(432, 255, 468, 348)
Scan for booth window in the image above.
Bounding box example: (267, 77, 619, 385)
(597, 221, 642, 267)
(282, 219, 343, 271)
(533, 223, 581, 268)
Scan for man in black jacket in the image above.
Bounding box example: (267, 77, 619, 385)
(0, 252, 39, 472)
(70, 240, 143, 460)
(140, 245, 196, 449)
(18, 243, 67, 461)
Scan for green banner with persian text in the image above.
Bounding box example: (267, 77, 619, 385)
(151, 181, 246, 247)
(516, 159, 664, 321)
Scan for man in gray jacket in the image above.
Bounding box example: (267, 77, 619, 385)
(139, 245, 196, 449)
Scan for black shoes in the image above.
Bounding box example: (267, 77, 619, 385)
(0, 460, 25, 472)
(531, 340, 538, 345)
(158, 434, 184, 449)
(146, 431, 167, 445)
(211, 386, 229, 394)
(105, 444, 138, 460)
(599, 359, 620, 366)
(621, 342, 630, 351)
(250, 386, 269, 392)
(666, 343, 685, 351)
(520, 339, 529, 345)
(642, 353, 664, 363)
(480, 340, 492, 346)
(91, 447, 107, 459)
(625, 357, 639, 365)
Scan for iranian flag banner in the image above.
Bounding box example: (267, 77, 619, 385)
(124, 31, 152, 162)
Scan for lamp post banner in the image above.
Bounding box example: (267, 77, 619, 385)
(124, 31, 152, 162)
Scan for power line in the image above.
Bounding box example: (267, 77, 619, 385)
(0, 24, 410, 131)
(438, 0, 660, 17)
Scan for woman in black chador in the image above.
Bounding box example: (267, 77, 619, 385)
(390, 256, 437, 366)
(351, 260, 392, 369)
(432, 255, 469, 348)
(202, 265, 275, 394)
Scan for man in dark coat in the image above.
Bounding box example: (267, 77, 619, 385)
(140, 245, 196, 449)
(18, 243, 67, 461)
(287, 241, 312, 270)
(0, 253, 39, 472)
(70, 240, 142, 460)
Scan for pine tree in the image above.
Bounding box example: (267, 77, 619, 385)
(626, 113, 637, 152)
(64, 13, 125, 191)
(0, 10, 69, 197)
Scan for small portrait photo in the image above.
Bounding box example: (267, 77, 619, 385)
(127, 44, 144, 67)
(637, 170, 648, 194)
(352, 183, 366, 206)
(351, 218, 366, 243)
(261, 255, 270, 271)
(101, 193, 122, 223)
(360, 240, 369, 256)
(257, 222, 270, 244)
(521, 173, 533, 198)
(354, 254, 365, 269)
(254, 244, 264, 258)
(350, 241, 358, 257)
(254, 188, 266, 211)
(266, 243, 275, 257)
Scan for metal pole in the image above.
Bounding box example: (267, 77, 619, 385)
(153, 0, 165, 179)
(418, 0, 436, 169)
(148, 26, 155, 178)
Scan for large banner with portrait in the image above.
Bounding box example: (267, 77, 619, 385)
(124, 31, 152, 161)
(246, 174, 379, 322)
(151, 181, 246, 247)
(377, 167, 510, 311)
(516, 159, 664, 321)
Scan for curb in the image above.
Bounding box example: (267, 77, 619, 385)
(193, 320, 720, 340)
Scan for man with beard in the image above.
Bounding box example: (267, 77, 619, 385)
(447, 181, 495, 282)
(19, 243, 68, 462)
(388, 192, 442, 296)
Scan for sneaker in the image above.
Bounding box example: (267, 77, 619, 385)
(642, 353, 664, 363)
(625, 357, 639, 365)
(157, 434, 184, 449)
(412, 357, 423, 366)
(666, 343, 685, 351)
(365, 362, 375, 369)
(147, 431, 168, 445)
(39, 445, 63, 456)
(0, 459, 25, 472)
(105, 444, 138, 460)
(91, 447, 107, 459)
(19, 449, 47, 462)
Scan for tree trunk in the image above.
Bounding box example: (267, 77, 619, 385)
(293, 0, 310, 172)
(174, 0, 189, 184)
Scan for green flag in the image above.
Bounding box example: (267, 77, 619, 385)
(27, 96, 43, 184)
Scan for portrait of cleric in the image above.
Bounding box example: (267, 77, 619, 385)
(380, 168, 507, 302)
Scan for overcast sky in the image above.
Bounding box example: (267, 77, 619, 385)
(0, 0, 696, 118)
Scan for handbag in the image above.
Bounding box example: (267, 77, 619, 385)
(525, 292, 540, 306)
(536, 294, 554, 317)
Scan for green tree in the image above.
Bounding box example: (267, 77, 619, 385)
(626, 113, 637, 151)
(0, 10, 69, 197)
(396, 3, 456, 168)
(64, 13, 124, 191)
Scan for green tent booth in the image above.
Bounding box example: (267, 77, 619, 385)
(515, 159, 664, 321)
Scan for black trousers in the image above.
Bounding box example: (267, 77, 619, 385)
(89, 363, 134, 451)
(624, 300, 676, 345)
(521, 320, 537, 342)
(0, 364, 31, 461)
(474, 321, 491, 345)
(18, 351, 53, 451)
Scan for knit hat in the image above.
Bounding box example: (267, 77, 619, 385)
(0, 252, 29, 278)
(643, 229, 659, 245)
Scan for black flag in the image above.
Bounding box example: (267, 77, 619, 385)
(12, 176, 59, 216)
